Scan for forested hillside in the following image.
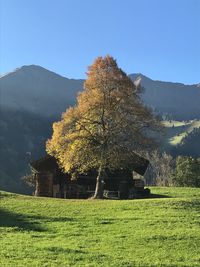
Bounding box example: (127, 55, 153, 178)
(0, 109, 56, 193)
(174, 127, 200, 157)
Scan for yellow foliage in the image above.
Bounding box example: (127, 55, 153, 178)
(46, 56, 161, 175)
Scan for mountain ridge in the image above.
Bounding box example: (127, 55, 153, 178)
(131, 73, 200, 87)
(1, 65, 199, 86)
(1, 65, 81, 81)
(0, 65, 84, 117)
(1, 65, 200, 120)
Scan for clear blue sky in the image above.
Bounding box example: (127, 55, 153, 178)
(0, 0, 199, 84)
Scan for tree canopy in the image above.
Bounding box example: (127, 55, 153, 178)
(46, 56, 161, 198)
(172, 156, 200, 187)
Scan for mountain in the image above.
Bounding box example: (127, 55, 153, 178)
(130, 73, 200, 120)
(0, 65, 200, 194)
(0, 65, 84, 117)
(1, 66, 199, 120)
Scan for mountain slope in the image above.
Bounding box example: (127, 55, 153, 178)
(1, 65, 199, 120)
(174, 127, 200, 157)
(159, 120, 200, 156)
(130, 73, 200, 120)
(0, 109, 55, 193)
(0, 65, 84, 116)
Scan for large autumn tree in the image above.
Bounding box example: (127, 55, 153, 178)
(46, 56, 161, 198)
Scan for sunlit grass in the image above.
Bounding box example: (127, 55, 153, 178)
(162, 120, 200, 146)
(169, 132, 187, 145)
(163, 120, 190, 128)
(1, 187, 200, 267)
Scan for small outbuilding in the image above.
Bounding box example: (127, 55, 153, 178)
(30, 153, 150, 199)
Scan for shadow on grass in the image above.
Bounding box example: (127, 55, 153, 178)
(0, 208, 45, 232)
(0, 192, 16, 198)
(149, 193, 171, 199)
(104, 193, 170, 200)
(26, 215, 76, 223)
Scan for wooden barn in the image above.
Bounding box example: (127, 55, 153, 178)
(30, 153, 150, 199)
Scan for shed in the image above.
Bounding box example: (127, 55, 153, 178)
(30, 153, 149, 199)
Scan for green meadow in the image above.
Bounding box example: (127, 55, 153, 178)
(162, 120, 200, 146)
(1, 187, 200, 267)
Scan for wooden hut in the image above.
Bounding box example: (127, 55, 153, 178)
(30, 153, 150, 199)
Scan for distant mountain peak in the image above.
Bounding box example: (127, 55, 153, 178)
(129, 73, 153, 82)
(1, 65, 200, 120)
(0, 65, 85, 116)
(133, 73, 149, 78)
(20, 64, 44, 70)
(17, 64, 58, 75)
(130, 73, 200, 87)
(0, 65, 66, 80)
(133, 76, 142, 88)
(0, 65, 40, 78)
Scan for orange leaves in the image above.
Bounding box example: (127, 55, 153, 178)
(46, 55, 161, 174)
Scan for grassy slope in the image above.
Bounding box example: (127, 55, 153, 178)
(0, 188, 200, 267)
(162, 120, 200, 147)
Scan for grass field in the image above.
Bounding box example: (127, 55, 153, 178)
(1, 187, 200, 267)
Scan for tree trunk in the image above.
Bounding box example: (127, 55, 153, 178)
(93, 166, 105, 199)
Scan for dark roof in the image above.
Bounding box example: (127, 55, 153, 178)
(30, 153, 149, 176)
(30, 155, 58, 172)
(131, 152, 149, 176)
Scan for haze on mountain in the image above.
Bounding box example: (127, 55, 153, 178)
(1, 65, 200, 120)
(130, 74, 200, 120)
(0, 65, 84, 117)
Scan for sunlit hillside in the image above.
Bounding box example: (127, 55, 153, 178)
(162, 120, 200, 148)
